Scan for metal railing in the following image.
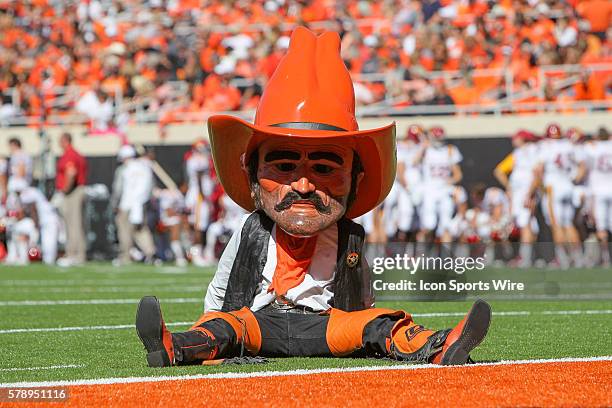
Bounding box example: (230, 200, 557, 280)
(1, 64, 609, 127)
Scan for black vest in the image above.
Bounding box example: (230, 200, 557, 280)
(220, 211, 367, 312)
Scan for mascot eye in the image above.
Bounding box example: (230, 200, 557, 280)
(313, 164, 334, 174)
(276, 163, 297, 172)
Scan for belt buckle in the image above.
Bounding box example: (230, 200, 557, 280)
(273, 296, 296, 311)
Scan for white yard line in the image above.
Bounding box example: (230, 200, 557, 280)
(0, 322, 194, 334)
(541, 309, 612, 315)
(0, 298, 201, 307)
(1, 309, 610, 335)
(8, 286, 204, 294)
(415, 309, 612, 317)
(0, 365, 84, 372)
(0, 278, 205, 286)
(411, 311, 529, 317)
(1, 356, 610, 388)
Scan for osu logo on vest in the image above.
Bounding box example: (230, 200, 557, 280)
(346, 252, 359, 268)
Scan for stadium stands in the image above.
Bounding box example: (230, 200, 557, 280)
(0, 0, 610, 129)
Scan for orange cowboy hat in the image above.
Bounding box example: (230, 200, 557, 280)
(207, 26, 396, 219)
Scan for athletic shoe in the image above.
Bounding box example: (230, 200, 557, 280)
(56, 257, 83, 267)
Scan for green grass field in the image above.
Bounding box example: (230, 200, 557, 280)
(1, 264, 611, 384)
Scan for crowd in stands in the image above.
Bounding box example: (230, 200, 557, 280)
(0, 0, 610, 129)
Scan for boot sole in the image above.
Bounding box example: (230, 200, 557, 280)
(441, 299, 492, 365)
(135, 296, 171, 367)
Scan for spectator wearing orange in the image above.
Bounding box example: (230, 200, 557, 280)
(577, 0, 612, 40)
(574, 71, 606, 101)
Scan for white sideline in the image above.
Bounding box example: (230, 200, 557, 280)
(1, 309, 610, 335)
(0, 365, 84, 372)
(1, 356, 610, 388)
(0, 298, 201, 306)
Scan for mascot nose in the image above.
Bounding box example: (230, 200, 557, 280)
(291, 177, 315, 195)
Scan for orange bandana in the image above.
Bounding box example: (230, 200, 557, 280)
(269, 228, 318, 296)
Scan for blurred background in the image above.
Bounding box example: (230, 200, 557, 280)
(0, 0, 610, 268)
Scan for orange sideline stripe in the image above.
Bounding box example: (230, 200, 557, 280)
(58, 360, 611, 407)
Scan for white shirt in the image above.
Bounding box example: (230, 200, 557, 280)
(586, 140, 612, 194)
(421, 144, 462, 189)
(482, 187, 509, 213)
(12, 217, 38, 245)
(119, 158, 153, 224)
(186, 152, 214, 197)
(555, 25, 577, 47)
(159, 189, 184, 210)
(222, 34, 254, 59)
(159, 189, 185, 225)
(19, 187, 57, 222)
(76, 91, 113, 131)
(219, 194, 246, 231)
(9, 151, 32, 183)
(397, 142, 422, 189)
(509, 143, 539, 190)
(453, 185, 468, 205)
(538, 139, 585, 187)
(204, 214, 374, 313)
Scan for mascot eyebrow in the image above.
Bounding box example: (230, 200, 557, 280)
(308, 152, 344, 164)
(264, 151, 301, 162)
(264, 150, 344, 165)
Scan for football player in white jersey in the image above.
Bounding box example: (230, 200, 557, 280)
(4, 179, 39, 265)
(415, 126, 463, 245)
(528, 124, 587, 268)
(201, 192, 247, 265)
(482, 186, 512, 264)
(448, 185, 471, 256)
(184, 139, 216, 265)
(394, 125, 424, 242)
(567, 128, 592, 242)
(0, 156, 7, 202)
(584, 127, 612, 266)
(494, 130, 539, 267)
(115, 148, 156, 265)
(482, 187, 510, 237)
(7, 178, 59, 264)
(7, 137, 32, 185)
(157, 188, 188, 267)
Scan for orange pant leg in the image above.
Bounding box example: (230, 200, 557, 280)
(191, 307, 262, 355)
(325, 308, 437, 358)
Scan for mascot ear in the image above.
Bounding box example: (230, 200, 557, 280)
(240, 153, 247, 172)
(241, 152, 258, 202)
(354, 171, 365, 196)
(240, 152, 253, 181)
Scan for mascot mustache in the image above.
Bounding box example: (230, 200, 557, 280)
(274, 191, 332, 214)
